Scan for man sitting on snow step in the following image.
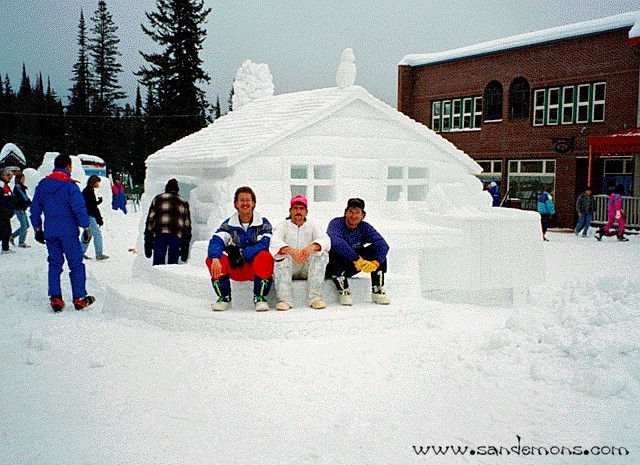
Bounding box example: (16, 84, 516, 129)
(269, 194, 331, 311)
(206, 186, 274, 312)
(326, 198, 390, 306)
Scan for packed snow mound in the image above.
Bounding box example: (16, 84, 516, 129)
(482, 275, 640, 399)
(232, 60, 275, 109)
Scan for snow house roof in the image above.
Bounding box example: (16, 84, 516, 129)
(146, 85, 478, 172)
(400, 10, 640, 67)
(0, 143, 27, 165)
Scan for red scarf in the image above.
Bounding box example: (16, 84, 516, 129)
(45, 171, 79, 183)
(2, 182, 10, 195)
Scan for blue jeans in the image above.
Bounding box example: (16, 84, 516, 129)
(81, 216, 103, 256)
(11, 209, 29, 244)
(574, 213, 591, 236)
(152, 233, 180, 265)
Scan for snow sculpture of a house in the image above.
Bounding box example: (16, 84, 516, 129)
(139, 53, 544, 304)
(0, 143, 27, 171)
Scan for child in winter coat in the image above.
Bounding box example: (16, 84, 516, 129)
(596, 184, 628, 241)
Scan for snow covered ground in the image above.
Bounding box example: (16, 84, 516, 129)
(1, 209, 638, 464)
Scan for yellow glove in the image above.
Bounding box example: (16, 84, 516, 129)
(360, 259, 378, 273)
(353, 257, 367, 271)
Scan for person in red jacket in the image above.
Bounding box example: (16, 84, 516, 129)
(111, 177, 127, 214)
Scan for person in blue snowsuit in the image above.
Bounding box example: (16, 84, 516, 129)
(488, 182, 501, 207)
(111, 177, 127, 214)
(30, 154, 96, 312)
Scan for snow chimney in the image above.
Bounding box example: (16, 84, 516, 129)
(232, 60, 275, 110)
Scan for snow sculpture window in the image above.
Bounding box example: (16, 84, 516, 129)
(431, 96, 482, 132)
(507, 159, 556, 211)
(386, 166, 428, 201)
(532, 82, 605, 126)
(289, 164, 335, 202)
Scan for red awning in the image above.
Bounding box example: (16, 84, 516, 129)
(588, 127, 640, 155)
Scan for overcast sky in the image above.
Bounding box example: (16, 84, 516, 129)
(1, 0, 638, 111)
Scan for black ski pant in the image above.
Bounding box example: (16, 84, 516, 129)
(325, 244, 387, 289)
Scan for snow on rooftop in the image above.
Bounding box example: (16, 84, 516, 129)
(146, 84, 475, 171)
(0, 143, 26, 165)
(77, 154, 105, 164)
(400, 10, 640, 67)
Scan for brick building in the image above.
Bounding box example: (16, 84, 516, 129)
(398, 11, 640, 228)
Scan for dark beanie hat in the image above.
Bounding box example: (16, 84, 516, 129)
(165, 178, 179, 193)
(346, 197, 365, 211)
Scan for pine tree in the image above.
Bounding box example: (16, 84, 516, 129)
(88, 0, 126, 115)
(135, 85, 143, 117)
(211, 94, 221, 121)
(1, 75, 17, 145)
(227, 87, 234, 113)
(137, 0, 211, 146)
(68, 10, 92, 115)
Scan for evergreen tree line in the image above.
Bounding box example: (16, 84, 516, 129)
(0, 0, 224, 184)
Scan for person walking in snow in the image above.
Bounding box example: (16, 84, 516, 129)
(10, 172, 31, 248)
(537, 190, 555, 242)
(574, 185, 595, 238)
(144, 179, 192, 266)
(82, 175, 108, 260)
(111, 177, 127, 214)
(0, 169, 15, 253)
(206, 186, 274, 312)
(326, 198, 390, 306)
(269, 194, 331, 311)
(30, 154, 95, 312)
(595, 184, 628, 242)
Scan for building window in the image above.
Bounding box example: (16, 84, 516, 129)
(507, 159, 556, 210)
(484, 81, 503, 121)
(533, 82, 605, 126)
(509, 77, 530, 120)
(533, 89, 545, 126)
(576, 84, 590, 123)
(452, 99, 461, 129)
(431, 96, 482, 132)
(476, 159, 502, 184)
(603, 158, 633, 175)
(474, 97, 482, 128)
(386, 166, 429, 201)
(592, 82, 606, 122)
(561, 87, 574, 124)
(547, 87, 559, 125)
(290, 164, 335, 202)
(432, 101, 441, 132)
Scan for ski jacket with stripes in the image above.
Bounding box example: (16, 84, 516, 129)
(208, 211, 272, 261)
